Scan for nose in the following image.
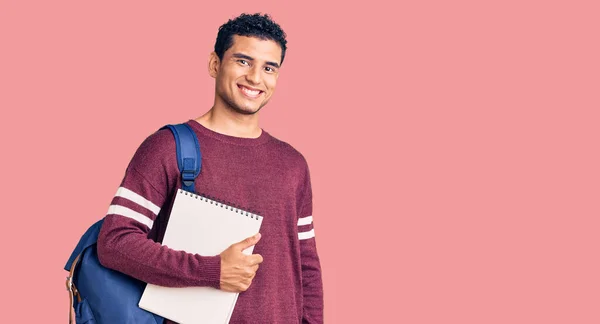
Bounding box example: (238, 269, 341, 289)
(245, 66, 261, 85)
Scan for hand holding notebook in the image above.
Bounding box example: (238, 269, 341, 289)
(219, 233, 264, 292)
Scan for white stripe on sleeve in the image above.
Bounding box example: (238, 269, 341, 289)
(115, 187, 161, 215)
(297, 215, 313, 226)
(107, 205, 154, 229)
(298, 228, 315, 240)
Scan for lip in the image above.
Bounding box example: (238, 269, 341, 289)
(237, 84, 263, 99)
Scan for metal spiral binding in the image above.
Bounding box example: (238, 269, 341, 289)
(178, 189, 262, 220)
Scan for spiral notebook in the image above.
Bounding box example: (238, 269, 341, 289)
(138, 188, 263, 324)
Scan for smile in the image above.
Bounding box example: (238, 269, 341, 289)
(238, 85, 263, 99)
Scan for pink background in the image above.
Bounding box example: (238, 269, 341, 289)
(1, 1, 599, 323)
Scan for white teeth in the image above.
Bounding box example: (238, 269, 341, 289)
(241, 86, 260, 97)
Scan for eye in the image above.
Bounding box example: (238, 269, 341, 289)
(265, 66, 277, 73)
(238, 59, 249, 66)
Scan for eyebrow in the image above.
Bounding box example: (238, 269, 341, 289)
(232, 53, 280, 69)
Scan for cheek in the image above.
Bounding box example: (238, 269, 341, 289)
(265, 76, 278, 92)
(219, 67, 240, 83)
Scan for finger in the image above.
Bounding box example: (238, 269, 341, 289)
(234, 233, 261, 251)
(245, 268, 256, 279)
(247, 254, 264, 266)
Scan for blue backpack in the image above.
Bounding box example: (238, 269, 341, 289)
(64, 124, 202, 323)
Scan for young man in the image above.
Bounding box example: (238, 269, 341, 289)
(96, 13, 324, 323)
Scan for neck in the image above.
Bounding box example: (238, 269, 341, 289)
(194, 104, 262, 139)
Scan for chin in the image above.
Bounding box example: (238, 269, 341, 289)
(233, 104, 261, 115)
(238, 101, 265, 113)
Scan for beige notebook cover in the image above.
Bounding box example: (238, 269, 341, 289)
(139, 189, 263, 324)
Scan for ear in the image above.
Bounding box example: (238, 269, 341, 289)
(208, 52, 220, 78)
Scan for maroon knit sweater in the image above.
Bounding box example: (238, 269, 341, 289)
(96, 120, 323, 323)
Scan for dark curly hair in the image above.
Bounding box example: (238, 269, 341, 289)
(214, 13, 288, 65)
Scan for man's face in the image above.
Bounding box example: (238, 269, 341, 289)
(211, 35, 282, 115)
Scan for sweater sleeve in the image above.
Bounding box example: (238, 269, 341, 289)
(296, 163, 324, 323)
(96, 129, 221, 288)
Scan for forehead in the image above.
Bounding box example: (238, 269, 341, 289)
(226, 35, 283, 64)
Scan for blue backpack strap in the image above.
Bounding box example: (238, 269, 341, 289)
(161, 123, 202, 193)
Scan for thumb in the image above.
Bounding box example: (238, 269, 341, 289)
(235, 233, 261, 250)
